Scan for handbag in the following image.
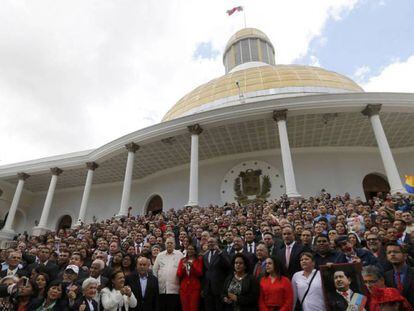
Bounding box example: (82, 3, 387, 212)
(294, 270, 318, 311)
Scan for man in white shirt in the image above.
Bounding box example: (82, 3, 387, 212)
(152, 237, 183, 311)
(0, 251, 27, 278)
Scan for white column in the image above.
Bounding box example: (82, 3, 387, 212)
(362, 104, 406, 194)
(187, 124, 203, 207)
(0, 173, 30, 239)
(117, 143, 139, 217)
(76, 162, 99, 226)
(32, 167, 63, 236)
(273, 110, 301, 198)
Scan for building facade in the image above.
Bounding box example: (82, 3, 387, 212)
(0, 28, 413, 239)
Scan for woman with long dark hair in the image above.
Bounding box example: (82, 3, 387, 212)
(101, 270, 137, 311)
(12, 278, 39, 311)
(121, 254, 136, 277)
(222, 253, 259, 311)
(176, 243, 203, 311)
(109, 252, 123, 273)
(34, 272, 49, 299)
(32, 279, 68, 311)
(258, 256, 293, 311)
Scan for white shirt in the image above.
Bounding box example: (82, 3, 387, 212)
(152, 249, 183, 294)
(101, 288, 137, 311)
(6, 267, 18, 276)
(292, 270, 326, 311)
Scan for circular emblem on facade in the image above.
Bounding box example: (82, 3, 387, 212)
(220, 160, 284, 205)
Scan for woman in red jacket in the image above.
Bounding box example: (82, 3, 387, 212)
(258, 256, 293, 311)
(177, 243, 203, 311)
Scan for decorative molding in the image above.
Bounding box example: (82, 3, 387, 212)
(273, 109, 288, 122)
(188, 124, 203, 135)
(50, 167, 63, 176)
(125, 143, 140, 153)
(361, 104, 382, 117)
(1, 93, 414, 179)
(86, 162, 99, 171)
(17, 172, 30, 181)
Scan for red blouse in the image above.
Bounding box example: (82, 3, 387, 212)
(258, 275, 294, 311)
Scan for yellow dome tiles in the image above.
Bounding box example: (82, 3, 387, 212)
(162, 65, 364, 121)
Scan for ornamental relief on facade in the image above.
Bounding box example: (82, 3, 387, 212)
(220, 160, 284, 205)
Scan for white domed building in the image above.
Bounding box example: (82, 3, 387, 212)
(0, 28, 413, 239)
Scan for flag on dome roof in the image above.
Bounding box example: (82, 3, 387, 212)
(227, 6, 243, 16)
(405, 175, 414, 194)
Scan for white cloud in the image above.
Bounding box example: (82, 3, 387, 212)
(309, 55, 321, 67)
(0, 0, 359, 165)
(362, 55, 414, 92)
(353, 65, 371, 82)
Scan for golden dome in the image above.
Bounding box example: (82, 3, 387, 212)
(162, 64, 363, 121)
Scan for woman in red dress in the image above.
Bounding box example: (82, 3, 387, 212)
(177, 243, 203, 311)
(258, 256, 293, 311)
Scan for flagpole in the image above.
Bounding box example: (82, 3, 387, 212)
(243, 7, 247, 28)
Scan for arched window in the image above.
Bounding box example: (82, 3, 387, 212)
(57, 215, 72, 230)
(146, 195, 163, 215)
(362, 173, 390, 201)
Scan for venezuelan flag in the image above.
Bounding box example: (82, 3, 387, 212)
(405, 175, 414, 194)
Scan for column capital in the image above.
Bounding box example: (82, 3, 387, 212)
(50, 167, 63, 176)
(86, 162, 99, 171)
(17, 172, 30, 181)
(188, 124, 203, 135)
(361, 104, 382, 117)
(273, 109, 288, 122)
(125, 142, 140, 153)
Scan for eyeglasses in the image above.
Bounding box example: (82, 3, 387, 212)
(363, 279, 379, 284)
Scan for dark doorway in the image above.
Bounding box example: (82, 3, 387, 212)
(57, 215, 72, 230)
(363, 173, 390, 201)
(147, 195, 163, 215)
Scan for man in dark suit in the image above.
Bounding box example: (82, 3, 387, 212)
(384, 242, 414, 308)
(327, 270, 367, 311)
(262, 232, 281, 257)
(126, 256, 159, 311)
(24, 245, 59, 280)
(202, 237, 231, 311)
(366, 233, 392, 272)
(0, 251, 28, 278)
(252, 243, 268, 279)
(243, 229, 257, 255)
(72, 278, 100, 311)
(225, 236, 256, 267)
(89, 259, 109, 290)
(275, 226, 304, 279)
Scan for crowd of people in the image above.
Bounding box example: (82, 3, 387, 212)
(0, 190, 414, 311)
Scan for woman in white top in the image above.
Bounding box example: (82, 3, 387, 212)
(101, 270, 137, 311)
(291, 252, 326, 311)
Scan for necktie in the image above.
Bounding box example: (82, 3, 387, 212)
(396, 272, 404, 292)
(248, 244, 252, 253)
(227, 245, 231, 253)
(208, 250, 214, 263)
(341, 291, 349, 300)
(255, 262, 262, 277)
(285, 245, 291, 268)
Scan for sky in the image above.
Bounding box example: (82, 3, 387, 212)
(0, 0, 413, 165)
